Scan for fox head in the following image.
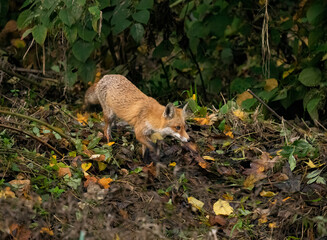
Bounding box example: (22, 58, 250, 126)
(160, 103, 190, 142)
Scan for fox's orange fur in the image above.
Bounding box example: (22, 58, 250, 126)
(84, 74, 189, 156)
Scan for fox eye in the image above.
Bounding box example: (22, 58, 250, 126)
(175, 126, 181, 130)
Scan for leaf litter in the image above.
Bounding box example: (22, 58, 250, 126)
(0, 98, 327, 239)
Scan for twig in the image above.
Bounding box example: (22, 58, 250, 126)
(0, 109, 75, 146)
(246, 89, 304, 135)
(0, 65, 40, 86)
(0, 123, 63, 157)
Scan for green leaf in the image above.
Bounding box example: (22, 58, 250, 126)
(113, 19, 131, 34)
(78, 59, 96, 84)
(288, 153, 296, 171)
(88, 5, 101, 18)
(307, 169, 321, 179)
(22, 28, 33, 39)
(306, 97, 320, 120)
(64, 25, 77, 43)
(316, 176, 326, 185)
(76, 0, 86, 5)
(17, 9, 32, 29)
(221, 48, 233, 64)
(88, 137, 102, 149)
(77, 25, 97, 42)
(298, 67, 321, 87)
(32, 25, 47, 45)
(307, 3, 324, 25)
(132, 10, 150, 24)
(130, 23, 144, 43)
(72, 40, 94, 62)
(187, 21, 208, 38)
(136, 0, 154, 10)
(153, 40, 173, 58)
(59, 8, 75, 27)
(307, 175, 319, 184)
(111, 6, 130, 26)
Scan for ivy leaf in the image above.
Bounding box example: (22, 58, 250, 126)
(17, 9, 32, 29)
(32, 25, 47, 45)
(112, 19, 131, 35)
(72, 40, 94, 63)
(132, 10, 150, 24)
(298, 67, 321, 87)
(136, 0, 153, 10)
(130, 23, 144, 43)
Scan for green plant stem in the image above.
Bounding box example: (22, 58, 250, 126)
(0, 124, 63, 157)
(0, 110, 75, 146)
(188, 47, 207, 102)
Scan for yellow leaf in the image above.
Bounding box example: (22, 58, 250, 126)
(151, 132, 164, 143)
(98, 177, 113, 189)
(169, 162, 176, 167)
(77, 113, 89, 126)
(213, 199, 233, 216)
(187, 196, 204, 210)
(0, 187, 16, 199)
(11, 39, 26, 48)
(236, 91, 253, 106)
(282, 197, 291, 202)
(306, 160, 317, 168)
(192, 94, 196, 101)
(81, 162, 92, 172)
(40, 227, 54, 236)
(258, 214, 268, 224)
(268, 222, 277, 229)
(243, 174, 257, 189)
(224, 131, 234, 138)
(259, 190, 276, 197)
(97, 162, 107, 171)
(107, 141, 115, 146)
(282, 68, 295, 79)
(203, 156, 215, 161)
(233, 109, 247, 121)
(264, 78, 278, 92)
(222, 193, 234, 201)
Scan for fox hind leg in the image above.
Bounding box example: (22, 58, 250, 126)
(103, 107, 115, 142)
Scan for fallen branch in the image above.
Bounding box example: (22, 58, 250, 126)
(0, 123, 63, 157)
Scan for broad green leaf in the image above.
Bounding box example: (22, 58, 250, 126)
(288, 153, 296, 171)
(88, 5, 101, 18)
(306, 97, 320, 120)
(76, 0, 86, 5)
(22, 28, 33, 39)
(112, 19, 131, 34)
(152, 40, 173, 58)
(221, 48, 233, 64)
(307, 175, 319, 184)
(307, 3, 324, 25)
(111, 6, 130, 26)
(32, 25, 47, 45)
(64, 25, 77, 43)
(59, 8, 75, 27)
(72, 40, 94, 62)
(88, 137, 102, 149)
(130, 23, 145, 43)
(187, 21, 208, 38)
(78, 59, 96, 84)
(298, 67, 321, 87)
(132, 10, 150, 24)
(77, 26, 97, 42)
(17, 9, 32, 29)
(136, 0, 154, 10)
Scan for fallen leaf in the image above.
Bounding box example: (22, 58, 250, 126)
(259, 190, 276, 197)
(98, 177, 113, 189)
(0, 187, 16, 199)
(40, 227, 54, 236)
(224, 131, 234, 138)
(258, 214, 268, 224)
(90, 154, 106, 161)
(107, 141, 115, 146)
(9, 179, 30, 196)
(209, 215, 227, 226)
(143, 162, 156, 176)
(268, 222, 277, 229)
(282, 68, 295, 79)
(151, 132, 164, 143)
(97, 162, 107, 171)
(58, 167, 72, 178)
(264, 78, 278, 91)
(213, 199, 233, 216)
(233, 109, 247, 121)
(11, 39, 26, 48)
(77, 112, 89, 126)
(169, 162, 176, 167)
(188, 196, 204, 210)
(236, 91, 253, 106)
(84, 176, 98, 188)
(81, 162, 92, 172)
(10, 224, 31, 240)
(222, 193, 234, 201)
(203, 156, 215, 161)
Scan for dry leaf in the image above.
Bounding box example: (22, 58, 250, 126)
(0, 187, 16, 199)
(222, 193, 234, 201)
(258, 214, 268, 224)
(143, 162, 157, 176)
(169, 162, 176, 167)
(81, 162, 92, 172)
(40, 227, 54, 236)
(98, 177, 113, 189)
(84, 176, 98, 188)
(90, 154, 106, 161)
(97, 162, 107, 171)
(233, 109, 247, 121)
(203, 156, 215, 161)
(209, 215, 227, 226)
(151, 132, 164, 143)
(259, 190, 276, 197)
(9, 179, 30, 196)
(77, 112, 89, 126)
(58, 167, 72, 178)
(264, 78, 278, 91)
(213, 199, 233, 216)
(236, 91, 253, 106)
(268, 222, 277, 229)
(107, 141, 115, 146)
(224, 130, 234, 138)
(188, 197, 204, 210)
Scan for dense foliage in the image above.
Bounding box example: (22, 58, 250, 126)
(2, 0, 327, 120)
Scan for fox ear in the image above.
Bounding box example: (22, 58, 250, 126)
(163, 103, 175, 119)
(182, 102, 189, 116)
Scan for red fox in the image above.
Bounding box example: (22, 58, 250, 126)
(84, 74, 190, 156)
